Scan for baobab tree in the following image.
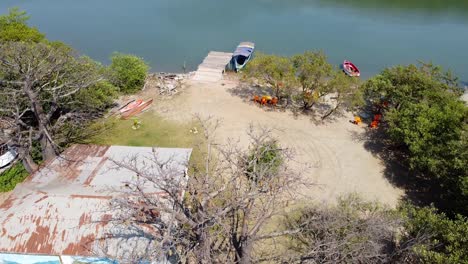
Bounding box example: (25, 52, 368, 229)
(107, 119, 307, 263)
(0, 41, 101, 171)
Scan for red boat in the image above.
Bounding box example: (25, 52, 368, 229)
(342, 60, 360, 77)
(121, 99, 153, 119)
(119, 99, 144, 113)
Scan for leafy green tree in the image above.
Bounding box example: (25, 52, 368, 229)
(292, 51, 334, 110)
(73, 81, 118, 113)
(400, 205, 468, 264)
(363, 63, 468, 215)
(108, 53, 150, 94)
(243, 52, 297, 99)
(0, 8, 45, 43)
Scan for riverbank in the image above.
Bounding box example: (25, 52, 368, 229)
(124, 73, 404, 206)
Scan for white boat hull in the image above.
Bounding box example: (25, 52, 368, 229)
(0, 149, 18, 168)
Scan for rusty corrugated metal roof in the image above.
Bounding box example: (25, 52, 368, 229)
(0, 144, 191, 257)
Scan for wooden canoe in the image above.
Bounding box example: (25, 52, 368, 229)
(121, 99, 153, 119)
(119, 99, 144, 113)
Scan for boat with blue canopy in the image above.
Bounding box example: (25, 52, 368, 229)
(225, 42, 255, 72)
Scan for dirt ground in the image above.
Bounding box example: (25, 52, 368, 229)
(149, 78, 403, 207)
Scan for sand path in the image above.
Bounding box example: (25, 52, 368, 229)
(152, 79, 403, 206)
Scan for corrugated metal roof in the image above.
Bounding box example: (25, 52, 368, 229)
(0, 144, 191, 257)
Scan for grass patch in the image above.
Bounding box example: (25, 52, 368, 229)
(0, 163, 29, 192)
(90, 112, 200, 147)
(89, 111, 205, 167)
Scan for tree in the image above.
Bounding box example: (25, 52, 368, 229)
(0, 8, 45, 43)
(399, 205, 468, 264)
(107, 119, 304, 263)
(362, 63, 468, 215)
(108, 53, 150, 94)
(0, 42, 102, 172)
(292, 51, 360, 118)
(292, 51, 333, 110)
(242, 53, 296, 99)
(265, 194, 440, 263)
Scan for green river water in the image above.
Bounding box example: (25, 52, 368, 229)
(1, 0, 467, 80)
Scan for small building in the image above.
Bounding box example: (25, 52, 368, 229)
(0, 144, 192, 263)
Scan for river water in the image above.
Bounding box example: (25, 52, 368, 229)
(1, 0, 467, 80)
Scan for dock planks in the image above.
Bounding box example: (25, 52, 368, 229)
(192, 51, 232, 82)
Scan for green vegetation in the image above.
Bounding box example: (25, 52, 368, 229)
(400, 205, 468, 264)
(73, 81, 119, 113)
(89, 113, 204, 168)
(363, 63, 468, 216)
(245, 140, 283, 185)
(0, 163, 28, 192)
(360, 63, 468, 263)
(243, 52, 296, 99)
(109, 53, 150, 94)
(243, 51, 358, 119)
(0, 7, 44, 42)
(90, 112, 198, 147)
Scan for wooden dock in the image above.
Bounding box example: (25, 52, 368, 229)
(192, 51, 232, 82)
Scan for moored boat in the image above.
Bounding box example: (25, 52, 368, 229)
(342, 60, 361, 77)
(226, 42, 255, 72)
(0, 142, 18, 169)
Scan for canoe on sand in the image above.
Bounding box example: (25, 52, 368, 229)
(121, 99, 153, 119)
(119, 99, 144, 113)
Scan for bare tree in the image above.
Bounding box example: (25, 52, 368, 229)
(0, 42, 101, 171)
(269, 194, 430, 264)
(106, 118, 306, 263)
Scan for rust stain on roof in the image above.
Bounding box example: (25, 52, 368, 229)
(83, 157, 109, 186)
(70, 194, 112, 200)
(0, 144, 192, 257)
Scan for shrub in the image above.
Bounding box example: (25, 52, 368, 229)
(399, 205, 468, 263)
(108, 53, 150, 94)
(245, 140, 283, 186)
(73, 80, 118, 112)
(0, 163, 29, 192)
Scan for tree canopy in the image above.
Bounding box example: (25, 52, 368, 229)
(243, 51, 359, 119)
(362, 63, 468, 215)
(108, 53, 150, 93)
(242, 52, 297, 99)
(0, 7, 45, 43)
(0, 42, 103, 171)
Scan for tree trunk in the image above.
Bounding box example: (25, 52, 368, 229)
(22, 153, 38, 173)
(23, 81, 57, 161)
(39, 133, 56, 161)
(238, 240, 253, 264)
(197, 230, 212, 264)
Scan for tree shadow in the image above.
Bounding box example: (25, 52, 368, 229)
(349, 127, 447, 209)
(227, 83, 289, 113)
(227, 83, 346, 124)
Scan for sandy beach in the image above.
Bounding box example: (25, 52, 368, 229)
(148, 76, 404, 207)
